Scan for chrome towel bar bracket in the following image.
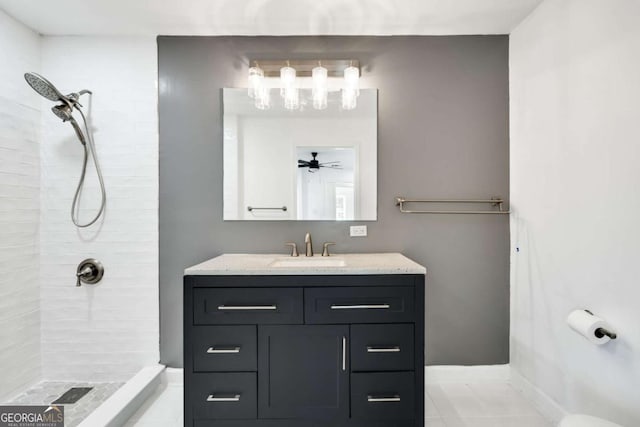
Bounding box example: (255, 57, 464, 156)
(395, 196, 510, 214)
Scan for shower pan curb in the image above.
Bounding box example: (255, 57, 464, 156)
(77, 364, 165, 427)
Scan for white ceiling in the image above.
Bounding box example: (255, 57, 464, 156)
(0, 0, 543, 36)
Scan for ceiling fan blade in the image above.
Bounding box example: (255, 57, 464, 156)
(318, 162, 341, 165)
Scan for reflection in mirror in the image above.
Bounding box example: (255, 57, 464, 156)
(223, 88, 377, 221)
(297, 148, 355, 220)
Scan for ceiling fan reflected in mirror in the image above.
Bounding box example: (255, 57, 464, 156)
(297, 152, 342, 173)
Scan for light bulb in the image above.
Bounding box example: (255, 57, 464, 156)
(283, 87, 299, 110)
(280, 66, 296, 98)
(254, 86, 271, 110)
(248, 66, 264, 99)
(344, 65, 360, 96)
(279, 65, 298, 110)
(341, 88, 357, 110)
(312, 65, 328, 110)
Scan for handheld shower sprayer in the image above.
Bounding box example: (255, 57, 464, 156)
(51, 105, 86, 145)
(24, 72, 106, 228)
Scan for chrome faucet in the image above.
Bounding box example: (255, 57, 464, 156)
(304, 232, 314, 257)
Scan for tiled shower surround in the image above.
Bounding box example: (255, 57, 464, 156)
(39, 35, 159, 382)
(0, 4, 159, 417)
(9, 381, 123, 427)
(0, 9, 41, 400)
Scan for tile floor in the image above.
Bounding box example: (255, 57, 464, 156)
(125, 380, 552, 427)
(426, 383, 551, 426)
(8, 381, 123, 427)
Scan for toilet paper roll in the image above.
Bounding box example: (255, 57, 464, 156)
(567, 310, 613, 345)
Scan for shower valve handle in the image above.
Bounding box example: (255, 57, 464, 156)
(75, 259, 105, 287)
(76, 266, 93, 287)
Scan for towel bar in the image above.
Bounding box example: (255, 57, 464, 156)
(247, 206, 287, 212)
(395, 197, 509, 214)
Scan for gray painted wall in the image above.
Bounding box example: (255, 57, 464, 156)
(158, 36, 510, 367)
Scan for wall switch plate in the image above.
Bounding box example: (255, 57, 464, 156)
(350, 225, 367, 237)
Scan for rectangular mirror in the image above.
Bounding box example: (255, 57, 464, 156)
(223, 88, 377, 221)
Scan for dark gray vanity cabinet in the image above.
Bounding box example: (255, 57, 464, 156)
(258, 324, 350, 419)
(184, 274, 425, 427)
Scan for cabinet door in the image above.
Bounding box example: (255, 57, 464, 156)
(258, 325, 349, 420)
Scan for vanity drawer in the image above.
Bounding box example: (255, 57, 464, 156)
(351, 372, 415, 419)
(193, 288, 303, 325)
(304, 287, 415, 324)
(351, 324, 414, 372)
(191, 372, 256, 419)
(192, 326, 256, 372)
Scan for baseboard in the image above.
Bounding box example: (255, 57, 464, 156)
(509, 368, 568, 425)
(425, 364, 511, 384)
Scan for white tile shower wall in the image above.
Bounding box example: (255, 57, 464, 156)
(510, 0, 640, 424)
(0, 9, 42, 400)
(39, 36, 159, 382)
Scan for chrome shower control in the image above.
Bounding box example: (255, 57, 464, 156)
(76, 258, 104, 287)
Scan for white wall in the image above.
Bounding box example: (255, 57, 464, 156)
(39, 36, 159, 381)
(510, 0, 640, 424)
(0, 9, 41, 400)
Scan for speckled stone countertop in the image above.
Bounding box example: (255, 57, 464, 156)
(184, 253, 426, 276)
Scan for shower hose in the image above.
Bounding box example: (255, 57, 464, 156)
(71, 102, 106, 228)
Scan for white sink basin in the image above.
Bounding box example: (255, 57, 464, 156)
(269, 257, 347, 268)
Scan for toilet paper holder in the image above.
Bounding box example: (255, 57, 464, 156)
(584, 310, 617, 340)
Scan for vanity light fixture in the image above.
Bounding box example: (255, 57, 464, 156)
(280, 62, 299, 110)
(248, 62, 270, 109)
(312, 62, 328, 110)
(247, 64, 264, 99)
(341, 63, 359, 110)
(246, 59, 360, 111)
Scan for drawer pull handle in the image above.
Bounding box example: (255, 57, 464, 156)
(330, 304, 391, 310)
(207, 346, 241, 354)
(342, 336, 347, 371)
(368, 395, 401, 403)
(367, 346, 401, 353)
(217, 305, 277, 311)
(207, 394, 241, 402)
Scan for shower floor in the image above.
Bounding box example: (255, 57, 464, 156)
(9, 381, 123, 427)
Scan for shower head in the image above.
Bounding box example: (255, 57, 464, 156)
(24, 72, 92, 107)
(24, 72, 65, 102)
(24, 72, 104, 228)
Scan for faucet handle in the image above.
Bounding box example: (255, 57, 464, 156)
(322, 242, 336, 257)
(285, 242, 299, 257)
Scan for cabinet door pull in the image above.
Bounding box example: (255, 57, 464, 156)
(217, 305, 277, 310)
(207, 346, 241, 354)
(368, 395, 401, 402)
(330, 304, 390, 310)
(207, 394, 241, 402)
(367, 346, 401, 353)
(342, 336, 347, 371)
